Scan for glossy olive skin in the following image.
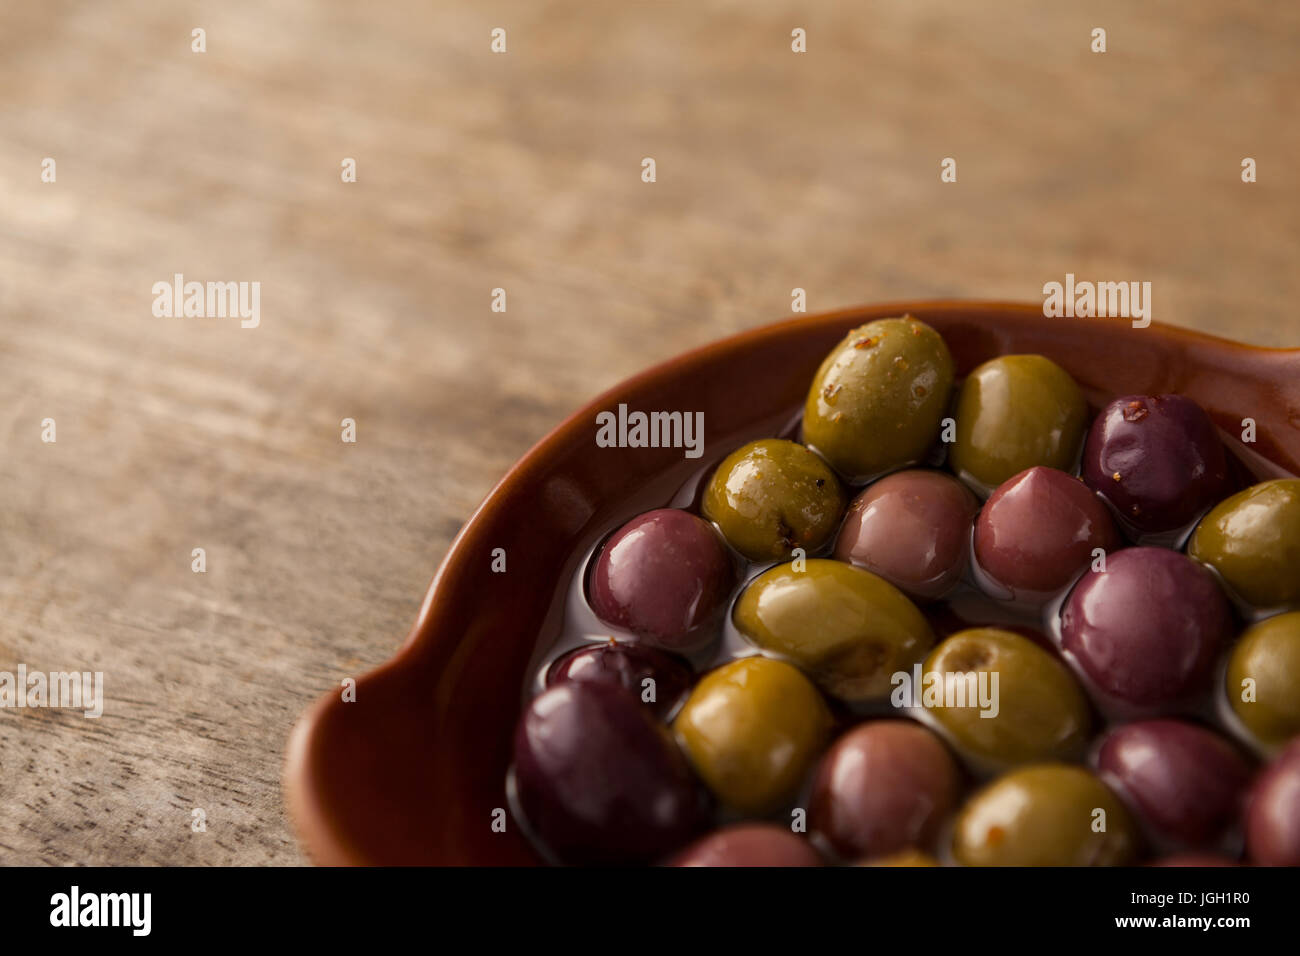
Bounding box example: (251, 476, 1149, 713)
(513, 683, 710, 865)
(923, 628, 1091, 769)
(1246, 741, 1300, 866)
(1097, 720, 1251, 849)
(588, 508, 736, 650)
(1060, 547, 1231, 710)
(546, 641, 694, 721)
(733, 559, 935, 703)
(953, 764, 1139, 866)
(833, 470, 978, 601)
(1226, 612, 1300, 746)
(1081, 394, 1228, 535)
(701, 439, 846, 562)
(949, 354, 1089, 492)
(1189, 478, 1300, 609)
(860, 849, 940, 867)
(809, 722, 961, 860)
(974, 466, 1120, 601)
(667, 824, 822, 867)
(802, 317, 955, 481)
(672, 657, 832, 816)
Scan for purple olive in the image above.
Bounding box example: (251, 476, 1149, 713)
(1097, 720, 1252, 849)
(667, 824, 822, 867)
(833, 470, 978, 601)
(974, 466, 1121, 601)
(588, 508, 736, 650)
(1149, 854, 1238, 867)
(808, 721, 962, 860)
(512, 683, 710, 865)
(545, 640, 693, 720)
(1081, 394, 1228, 535)
(1246, 739, 1300, 866)
(1059, 547, 1231, 710)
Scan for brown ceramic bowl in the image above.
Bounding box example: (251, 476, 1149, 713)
(284, 300, 1300, 865)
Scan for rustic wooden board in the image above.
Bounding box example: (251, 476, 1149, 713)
(0, 0, 1297, 865)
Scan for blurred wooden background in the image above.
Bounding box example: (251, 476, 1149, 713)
(0, 0, 1297, 864)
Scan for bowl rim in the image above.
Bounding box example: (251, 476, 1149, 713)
(283, 298, 1299, 865)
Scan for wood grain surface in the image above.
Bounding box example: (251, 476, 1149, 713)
(1, 0, 1297, 865)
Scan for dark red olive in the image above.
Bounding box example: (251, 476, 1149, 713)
(974, 466, 1120, 601)
(588, 508, 735, 650)
(1081, 394, 1228, 535)
(1059, 547, 1231, 711)
(1245, 739, 1300, 866)
(808, 721, 961, 860)
(546, 641, 693, 720)
(1097, 720, 1252, 849)
(1149, 854, 1239, 867)
(833, 470, 978, 601)
(512, 683, 710, 865)
(667, 824, 822, 867)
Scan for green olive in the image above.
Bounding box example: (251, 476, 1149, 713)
(953, 764, 1139, 866)
(701, 439, 845, 562)
(1188, 478, 1300, 609)
(673, 657, 832, 815)
(1226, 611, 1300, 747)
(859, 849, 940, 867)
(733, 559, 935, 703)
(949, 355, 1088, 491)
(802, 317, 955, 481)
(923, 628, 1091, 769)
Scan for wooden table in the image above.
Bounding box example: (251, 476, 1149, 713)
(1, 0, 1297, 865)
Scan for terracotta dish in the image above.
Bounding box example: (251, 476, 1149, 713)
(284, 301, 1300, 865)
